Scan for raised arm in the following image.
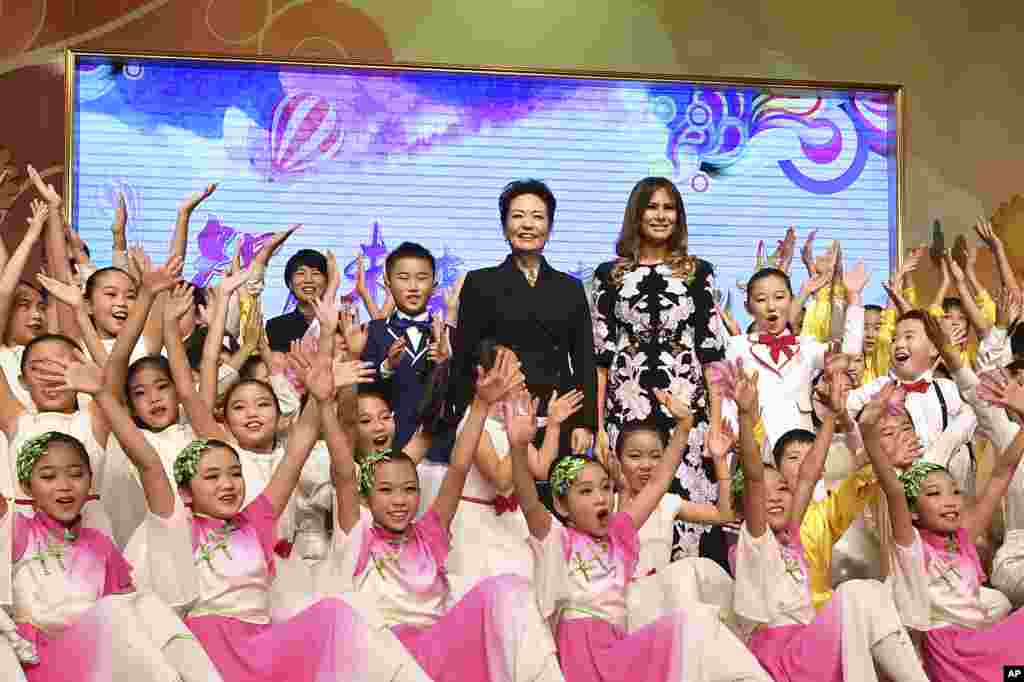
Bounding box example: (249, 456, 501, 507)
(68, 359, 176, 518)
(790, 269, 830, 334)
(839, 260, 869, 355)
(506, 393, 552, 540)
(94, 250, 183, 446)
(27, 166, 80, 339)
(198, 268, 249, 408)
(353, 254, 386, 320)
(969, 375, 1024, 540)
(0, 200, 47, 344)
(735, 364, 768, 538)
(262, 298, 340, 518)
(790, 372, 840, 526)
(975, 219, 1020, 292)
(928, 255, 952, 311)
(110, 191, 128, 262)
(172, 184, 216, 262)
(530, 389, 583, 480)
(34, 273, 108, 366)
(676, 417, 736, 524)
(320, 361, 374, 534)
(431, 347, 525, 530)
(944, 252, 991, 338)
(622, 388, 692, 529)
(857, 383, 915, 547)
(162, 284, 231, 441)
(106, 250, 182, 405)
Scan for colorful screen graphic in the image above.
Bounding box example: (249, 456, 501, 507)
(69, 54, 899, 328)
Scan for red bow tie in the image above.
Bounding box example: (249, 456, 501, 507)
(757, 333, 798, 362)
(494, 494, 520, 516)
(901, 380, 931, 394)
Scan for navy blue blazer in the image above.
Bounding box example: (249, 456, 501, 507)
(361, 313, 433, 447)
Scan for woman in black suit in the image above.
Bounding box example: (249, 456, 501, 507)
(449, 179, 597, 456)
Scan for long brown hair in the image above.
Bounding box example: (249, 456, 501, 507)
(610, 177, 693, 284)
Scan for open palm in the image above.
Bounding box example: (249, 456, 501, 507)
(36, 273, 83, 307)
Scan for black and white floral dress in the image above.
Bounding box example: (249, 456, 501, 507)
(592, 257, 725, 557)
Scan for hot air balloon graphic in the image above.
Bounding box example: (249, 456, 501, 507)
(267, 92, 346, 182)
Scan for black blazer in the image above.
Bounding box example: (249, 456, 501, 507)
(266, 308, 311, 353)
(449, 255, 597, 431)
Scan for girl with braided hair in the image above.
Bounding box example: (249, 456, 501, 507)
(730, 366, 928, 682)
(1, 431, 220, 682)
(508, 382, 770, 681)
(322, 346, 566, 682)
(866, 375, 1024, 680)
(57, 295, 427, 682)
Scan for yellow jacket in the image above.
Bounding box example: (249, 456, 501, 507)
(800, 464, 879, 610)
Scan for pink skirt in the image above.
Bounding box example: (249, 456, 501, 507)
(18, 620, 111, 682)
(554, 613, 686, 682)
(393, 574, 547, 682)
(923, 608, 1024, 681)
(18, 597, 179, 682)
(747, 592, 844, 682)
(187, 598, 375, 681)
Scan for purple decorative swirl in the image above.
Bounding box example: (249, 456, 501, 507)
(656, 87, 895, 195)
(190, 215, 274, 288)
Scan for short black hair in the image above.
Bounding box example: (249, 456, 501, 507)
(283, 249, 327, 287)
(499, 179, 556, 227)
(385, 242, 436, 278)
(772, 428, 816, 469)
(84, 266, 136, 301)
(746, 267, 793, 296)
(864, 304, 883, 313)
(615, 421, 668, 457)
(895, 309, 931, 329)
(21, 334, 81, 374)
(357, 383, 392, 407)
(223, 378, 280, 415)
(125, 355, 172, 403)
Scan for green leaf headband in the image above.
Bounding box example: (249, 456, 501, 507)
(898, 461, 947, 507)
(550, 456, 588, 497)
(174, 439, 211, 487)
(358, 449, 392, 496)
(17, 432, 63, 484)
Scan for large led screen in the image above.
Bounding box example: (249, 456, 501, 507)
(68, 52, 901, 329)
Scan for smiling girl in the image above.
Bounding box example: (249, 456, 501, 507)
(1, 431, 221, 682)
(730, 365, 928, 682)
(324, 347, 565, 682)
(0, 200, 50, 412)
(726, 265, 867, 452)
(510, 383, 769, 682)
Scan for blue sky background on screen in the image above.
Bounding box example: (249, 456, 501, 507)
(72, 58, 895, 330)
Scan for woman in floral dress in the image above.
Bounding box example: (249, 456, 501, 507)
(592, 176, 726, 561)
